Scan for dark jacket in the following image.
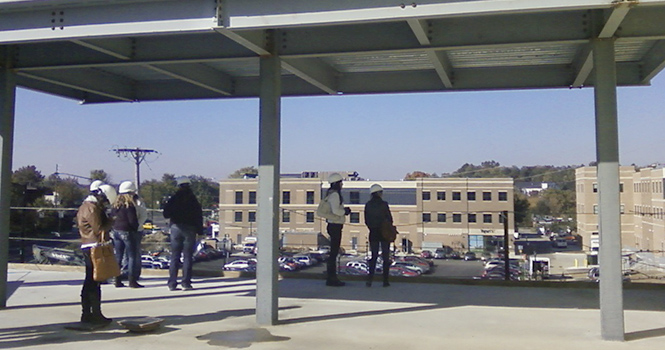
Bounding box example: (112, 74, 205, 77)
(163, 186, 203, 233)
(111, 205, 139, 232)
(364, 195, 393, 229)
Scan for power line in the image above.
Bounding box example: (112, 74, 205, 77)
(112, 147, 158, 193)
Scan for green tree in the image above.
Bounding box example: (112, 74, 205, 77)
(90, 169, 110, 183)
(403, 171, 432, 180)
(513, 190, 531, 228)
(228, 166, 258, 179)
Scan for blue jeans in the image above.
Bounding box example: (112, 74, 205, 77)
(168, 224, 196, 288)
(112, 230, 140, 281)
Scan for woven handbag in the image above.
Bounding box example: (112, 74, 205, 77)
(90, 240, 120, 282)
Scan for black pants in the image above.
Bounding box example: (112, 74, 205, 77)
(81, 248, 101, 317)
(368, 227, 391, 282)
(326, 223, 343, 280)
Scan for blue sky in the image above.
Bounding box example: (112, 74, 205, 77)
(12, 73, 665, 184)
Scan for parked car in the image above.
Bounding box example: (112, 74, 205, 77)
(389, 266, 421, 277)
(392, 261, 427, 274)
(463, 252, 477, 261)
(420, 250, 433, 259)
(223, 259, 257, 271)
(339, 266, 369, 276)
(293, 254, 315, 267)
(395, 256, 432, 272)
(141, 255, 167, 269)
(346, 260, 369, 272)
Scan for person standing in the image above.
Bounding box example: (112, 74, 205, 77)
(77, 183, 116, 325)
(364, 184, 393, 287)
(163, 176, 202, 291)
(111, 181, 144, 288)
(320, 173, 350, 287)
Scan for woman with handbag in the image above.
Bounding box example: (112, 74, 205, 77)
(364, 184, 394, 287)
(77, 183, 116, 325)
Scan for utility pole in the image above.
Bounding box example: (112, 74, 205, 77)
(112, 148, 157, 193)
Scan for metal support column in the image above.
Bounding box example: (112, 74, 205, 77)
(256, 31, 281, 325)
(593, 38, 624, 341)
(0, 47, 16, 308)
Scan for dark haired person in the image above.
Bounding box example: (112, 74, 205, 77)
(364, 184, 393, 287)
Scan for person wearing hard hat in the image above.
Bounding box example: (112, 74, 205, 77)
(321, 173, 351, 287)
(77, 183, 116, 325)
(163, 176, 203, 291)
(111, 181, 145, 288)
(364, 183, 394, 287)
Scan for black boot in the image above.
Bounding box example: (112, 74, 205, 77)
(114, 277, 125, 288)
(128, 278, 144, 289)
(80, 295, 93, 324)
(89, 291, 112, 325)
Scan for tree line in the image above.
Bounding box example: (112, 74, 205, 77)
(9, 165, 219, 235)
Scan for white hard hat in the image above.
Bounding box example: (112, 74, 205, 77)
(370, 184, 383, 194)
(118, 181, 136, 194)
(89, 180, 103, 192)
(176, 176, 191, 186)
(98, 184, 117, 204)
(328, 173, 343, 184)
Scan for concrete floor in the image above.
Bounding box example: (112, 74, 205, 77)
(2, 265, 665, 350)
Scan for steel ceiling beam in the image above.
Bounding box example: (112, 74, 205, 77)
(144, 63, 234, 96)
(17, 70, 135, 102)
(407, 18, 453, 88)
(572, 3, 633, 87)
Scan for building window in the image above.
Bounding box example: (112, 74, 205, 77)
(593, 183, 598, 193)
(350, 191, 360, 204)
(620, 205, 625, 214)
(350, 212, 360, 223)
(483, 214, 492, 223)
(468, 214, 477, 223)
(437, 191, 445, 200)
(453, 191, 461, 201)
(249, 191, 256, 204)
(483, 192, 492, 201)
(306, 211, 314, 223)
(498, 192, 508, 201)
(234, 211, 243, 222)
(593, 205, 598, 214)
(619, 183, 624, 193)
(235, 191, 243, 204)
(422, 213, 431, 222)
(248, 211, 256, 222)
(422, 191, 431, 201)
(437, 213, 446, 222)
(453, 213, 462, 223)
(499, 213, 505, 224)
(306, 191, 315, 204)
(282, 191, 290, 204)
(467, 191, 476, 201)
(282, 210, 290, 223)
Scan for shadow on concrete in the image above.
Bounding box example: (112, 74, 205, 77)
(0, 308, 263, 349)
(7, 285, 258, 311)
(625, 327, 665, 341)
(275, 278, 665, 312)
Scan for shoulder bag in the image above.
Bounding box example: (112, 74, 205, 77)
(91, 238, 120, 282)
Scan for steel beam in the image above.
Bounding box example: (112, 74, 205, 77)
(593, 38, 625, 342)
(256, 31, 281, 326)
(0, 46, 16, 308)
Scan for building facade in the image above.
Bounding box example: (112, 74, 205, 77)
(576, 166, 665, 252)
(219, 172, 515, 253)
